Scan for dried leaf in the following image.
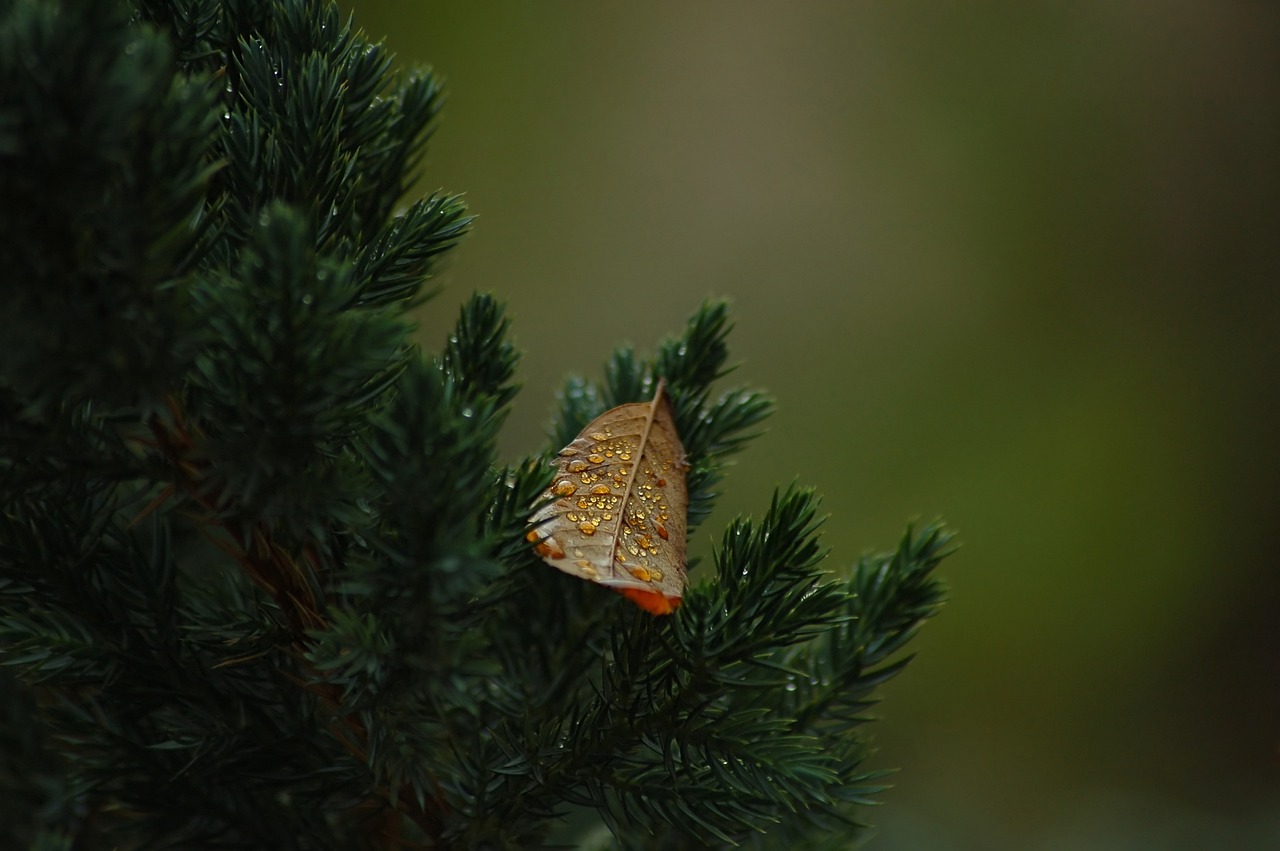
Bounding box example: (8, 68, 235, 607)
(528, 379, 688, 615)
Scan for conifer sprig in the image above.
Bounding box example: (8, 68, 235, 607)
(0, 0, 954, 847)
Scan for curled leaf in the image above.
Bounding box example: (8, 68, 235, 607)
(529, 379, 688, 614)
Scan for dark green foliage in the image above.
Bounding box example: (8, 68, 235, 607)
(0, 0, 218, 412)
(0, 0, 954, 849)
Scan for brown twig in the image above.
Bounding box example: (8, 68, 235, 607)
(145, 395, 447, 845)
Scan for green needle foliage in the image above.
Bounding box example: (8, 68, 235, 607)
(0, 0, 955, 848)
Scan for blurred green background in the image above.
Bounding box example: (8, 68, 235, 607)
(346, 2, 1278, 847)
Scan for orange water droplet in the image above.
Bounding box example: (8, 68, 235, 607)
(656, 523, 669, 540)
(577, 498, 589, 509)
(553, 480, 576, 497)
(629, 567, 654, 582)
(558, 447, 578, 457)
(619, 452, 631, 461)
(591, 485, 611, 495)
(588, 453, 604, 464)
(578, 522, 597, 536)
(567, 459, 588, 473)
(590, 432, 608, 442)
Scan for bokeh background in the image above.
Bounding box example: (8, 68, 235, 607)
(345, 2, 1278, 847)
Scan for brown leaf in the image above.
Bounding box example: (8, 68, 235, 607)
(528, 379, 688, 615)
